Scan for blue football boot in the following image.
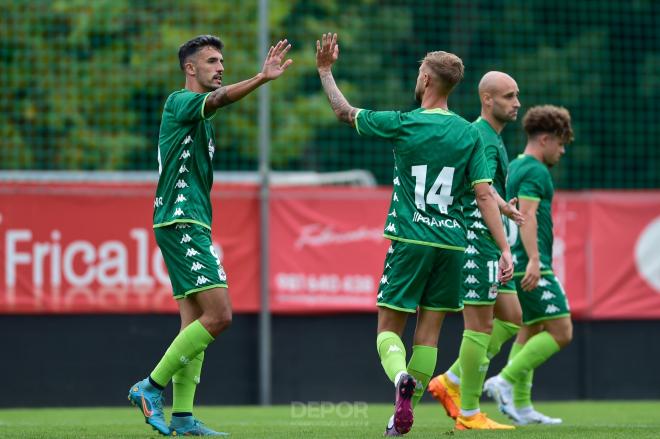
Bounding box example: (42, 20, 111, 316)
(128, 378, 170, 436)
(170, 416, 229, 436)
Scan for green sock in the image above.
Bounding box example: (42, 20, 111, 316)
(376, 331, 407, 384)
(447, 358, 461, 381)
(407, 345, 437, 408)
(507, 342, 532, 408)
(150, 320, 214, 387)
(459, 330, 491, 411)
(172, 351, 204, 414)
(487, 319, 520, 360)
(501, 331, 559, 385)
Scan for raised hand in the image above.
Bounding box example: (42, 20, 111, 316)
(316, 33, 339, 72)
(262, 39, 293, 80)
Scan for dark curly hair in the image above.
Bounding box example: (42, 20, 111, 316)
(523, 105, 574, 144)
(178, 35, 224, 70)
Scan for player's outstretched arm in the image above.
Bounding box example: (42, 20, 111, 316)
(205, 39, 293, 113)
(316, 33, 358, 126)
(474, 182, 513, 283)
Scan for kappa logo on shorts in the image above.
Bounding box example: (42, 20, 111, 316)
(545, 304, 560, 314)
(175, 194, 187, 203)
(385, 223, 397, 233)
(467, 230, 477, 240)
(385, 262, 392, 269)
(218, 268, 227, 282)
(393, 192, 399, 202)
(541, 290, 556, 301)
(179, 164, 189, 174)
(387, 245, 394, 254)
(465, 245, 479, 255)
(538, 278, 551, 287)
(196, 275, 210, 286)
(180, 234, 192, 244)
(377, 291, 384, 300)
(175, 179, 189, 189)
(182, 136, 193, 145)
(173, 208, 184, 216)
(186, 248, 200, 257)
(180, 149, 191, 159)
(463, 260, 479, 269)
(380, 275, 389, 285)
(465, 274, 479, 285)
(388, 209, 397, 217)
(393, 177, 400, 186)
(191, 262, 204, 271)
(465, 289, 479, 299)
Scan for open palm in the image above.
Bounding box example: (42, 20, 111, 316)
(262, 39, 293, 80)
(316, 33, 339, 71)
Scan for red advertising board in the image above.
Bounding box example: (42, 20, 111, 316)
(1, 181, 659, 318)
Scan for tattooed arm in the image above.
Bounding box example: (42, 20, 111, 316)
(316, 33, 358, 126)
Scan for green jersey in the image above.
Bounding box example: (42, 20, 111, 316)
(355, 107, 492, 251)
(461, 117, 509, 235)
(153, 90, 217, 229)
(506, 154, 555, 272)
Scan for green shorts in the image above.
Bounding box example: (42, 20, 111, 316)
(377, 239, 464, 313)
(515, 273, 570, 325)
(154, 223, 228, 299)
(462, 231, 516, 306)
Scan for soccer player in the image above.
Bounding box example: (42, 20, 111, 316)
(427, 71, 524, 430)
(483, 105, 574, 425)
(315, 33, 513, 436)
(128, 35, 292, 436)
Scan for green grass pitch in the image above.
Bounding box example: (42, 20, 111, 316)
(1, 401, 659, 438)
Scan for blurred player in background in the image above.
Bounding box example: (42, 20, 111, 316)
(316, 33, 513, 436)
(128, 34, 292, 436)
(484, 105, 574, 425)
(428, 71, 524, 430)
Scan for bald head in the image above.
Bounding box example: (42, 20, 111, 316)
(478, 71, 517, 96)
(478, 71, 520, 130)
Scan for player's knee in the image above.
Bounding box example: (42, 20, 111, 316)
(551, 324, 573, 348)
(205, 311, 232, 336)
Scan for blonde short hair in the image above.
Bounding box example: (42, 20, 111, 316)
(421, 51, 464, 94)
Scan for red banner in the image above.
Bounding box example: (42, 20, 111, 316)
(0, 182, 260, 314)
(1, 181, 659, 318)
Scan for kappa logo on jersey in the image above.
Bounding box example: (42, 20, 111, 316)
(186, 248, 200, 257)
(191, 262, 204, 271)
(385, 262, 392, 269)
(465, 245, 479, 255)
(208, 139, 215, 159)
(196, 275, 210, 286)
(393, 177, 400, 186)
(175, 194, 187, 203)
(179, 164, 189, 174)
(387, 245, 394, 254)
(393, 192, 399, 202)
(471, 199, 477, 206)
(541, 290, 556, 301)
(538, 278, 551, 287)
(413, 212, 460, 229)
(182, 136, 193, 145)
(470, 210, 482, 218)
(380, 275, 389, 285)
(465, 289, 479, 299)
(467, 230, 477, 240)
(388, 209, 397, 217)
(545, 304, 560, 314)
(465, 274, 479, 285)
(385, 223, 397, 233)
(464, 260, 479, 269)
(180, 234, 192, 244)
(154, 197, 163, 208)
(180, 149, 191, 160)
(175, 179, 188, 189)
(471, 221, 487, 230)
(218, 267, 227, 282)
